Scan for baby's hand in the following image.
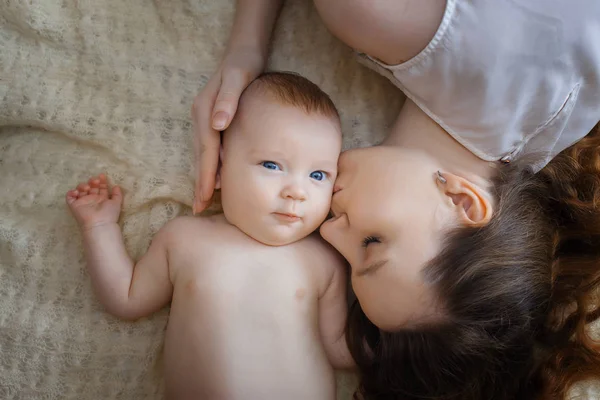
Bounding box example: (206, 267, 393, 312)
(66, 174, 123, 231)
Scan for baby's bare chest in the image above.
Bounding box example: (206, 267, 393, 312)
(162, 226, 335, 399)
(170, 236, 324, 307)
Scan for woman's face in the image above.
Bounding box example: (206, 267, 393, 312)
(320, 145, 452, 330)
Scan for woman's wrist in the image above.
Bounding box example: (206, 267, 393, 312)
(225, 40, 267, 63)
(226, 0, 283, 60)
(226, 24, 274, 63)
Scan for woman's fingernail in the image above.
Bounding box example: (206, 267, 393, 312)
(212, 112, 228, 130)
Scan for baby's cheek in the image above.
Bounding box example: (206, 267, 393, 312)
(312, 192, 334, 223)
(248, 187, 278, 218)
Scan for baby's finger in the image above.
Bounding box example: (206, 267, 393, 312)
(99, 184, 108, 197)
(65, 190, 78, 204)
(110, 186, 123, 205)
(89, 187, 99, 195)
(77, 183, 90, 192)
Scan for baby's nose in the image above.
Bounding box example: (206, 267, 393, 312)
(281, 183, 307, 201)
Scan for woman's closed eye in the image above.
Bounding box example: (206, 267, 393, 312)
(261, 161, 281, 171)
(362, 236, 381, 248)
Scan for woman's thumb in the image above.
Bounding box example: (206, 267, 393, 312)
(212, 110, 229, 131)
(211, 70, 248, 131)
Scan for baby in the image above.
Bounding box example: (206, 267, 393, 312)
(65, 72, 352, 399)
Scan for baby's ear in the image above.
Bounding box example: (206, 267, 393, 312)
(215, 145, 224, 190)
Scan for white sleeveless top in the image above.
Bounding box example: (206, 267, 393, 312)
(357, 0, 600, 172)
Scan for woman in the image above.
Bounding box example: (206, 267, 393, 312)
(192, 1, 600, 399)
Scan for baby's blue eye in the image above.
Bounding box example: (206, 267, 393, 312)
(310, 171, 326, 181)
(261, 161, 280, 170)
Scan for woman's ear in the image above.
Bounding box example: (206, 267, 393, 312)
(437, 172, 493, 227)
(215, 146, 224, 190)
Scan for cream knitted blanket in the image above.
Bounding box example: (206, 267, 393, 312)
(0, 1, 597, 399)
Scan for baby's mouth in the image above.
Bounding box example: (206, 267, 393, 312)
(273, 212, 301, 222)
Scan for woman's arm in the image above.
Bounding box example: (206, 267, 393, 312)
(192, 0, 284, 214)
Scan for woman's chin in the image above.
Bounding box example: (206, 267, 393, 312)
(318, 216, 340, 248)
(318, 218, 333, 241)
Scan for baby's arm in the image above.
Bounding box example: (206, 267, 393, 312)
(318, 257, 356, 370)
(82, 221, 173, 320)
(66, 174, 173, 320)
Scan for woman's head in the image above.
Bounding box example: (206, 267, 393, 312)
(320, 144, 494, 330)
(321, 126, 600, 400)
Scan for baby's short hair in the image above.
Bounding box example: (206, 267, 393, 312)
(243, 71, 339, 119)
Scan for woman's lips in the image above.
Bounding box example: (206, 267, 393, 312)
(326, 211, 343, 223)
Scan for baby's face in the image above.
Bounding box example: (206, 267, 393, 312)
(219, 97, 341, 246)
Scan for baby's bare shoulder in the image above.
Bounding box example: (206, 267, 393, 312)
(156, 215, 223, 247)
(294, 233, 346, 277)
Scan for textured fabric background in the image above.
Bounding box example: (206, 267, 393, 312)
(0, 1, 597, 399)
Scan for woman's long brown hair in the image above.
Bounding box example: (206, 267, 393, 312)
(347, 123, 600, 400)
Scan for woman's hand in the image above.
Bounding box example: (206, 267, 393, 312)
(191, 48, 265, 214)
